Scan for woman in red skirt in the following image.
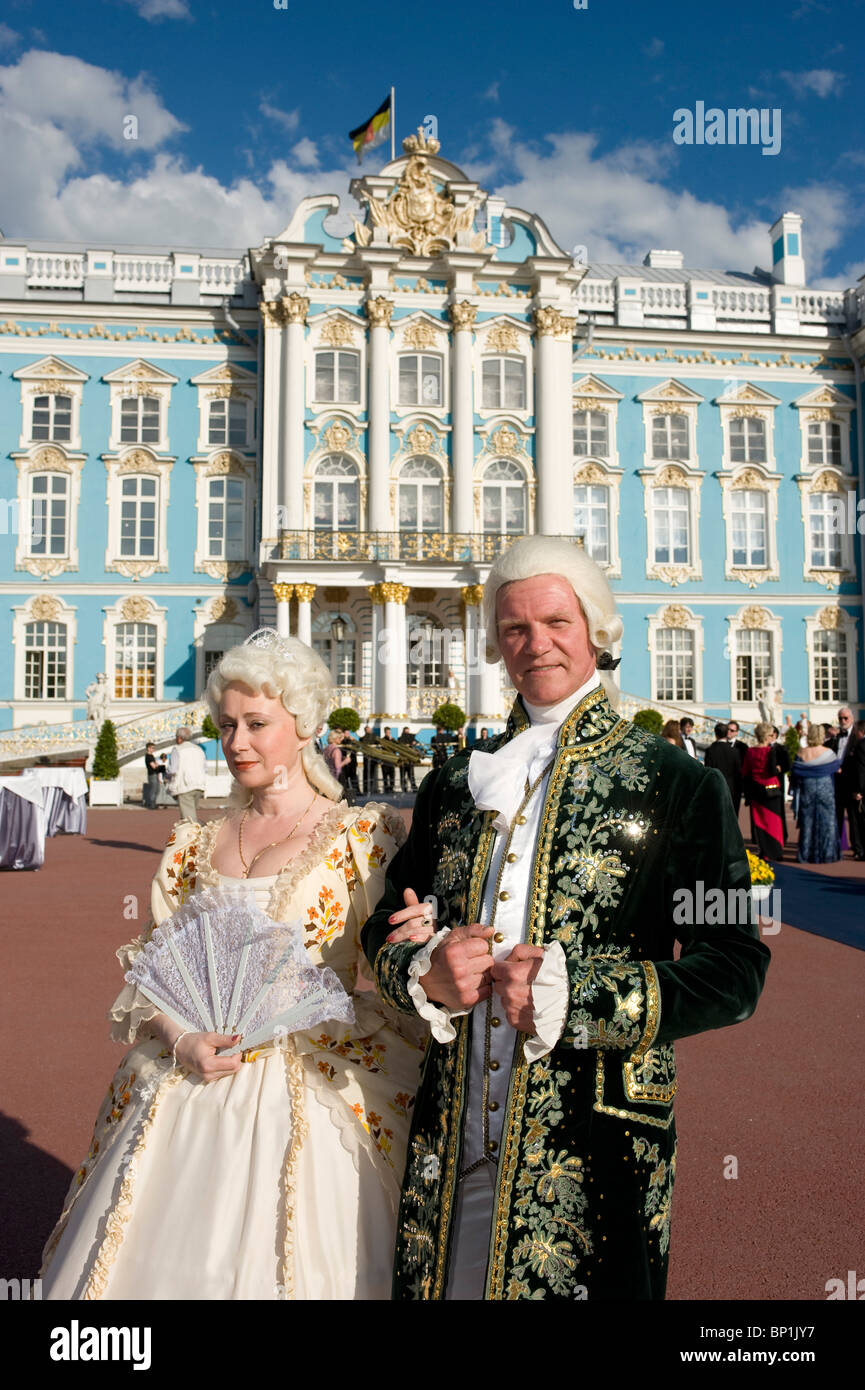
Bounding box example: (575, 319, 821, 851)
(743, 721, 785, 861)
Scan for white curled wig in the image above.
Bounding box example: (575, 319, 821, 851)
(482, 535, 624, 710)
(205, 632, 343, 805)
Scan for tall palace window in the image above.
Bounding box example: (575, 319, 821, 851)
(482, 459, 526, 538)
(735, 629, 772, 703)
(654, 628, 695, 703)
(24, 621, 68, 699)
(812, 629, 848, 703)
(313, 454, 360, 529)
(398, 456, 444, 534)
(114, 622, 157, 698)
(573, 483, 610, 564)
(314, 351, 360, 404)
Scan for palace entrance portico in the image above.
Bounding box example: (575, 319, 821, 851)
(265, 549, 509, 729)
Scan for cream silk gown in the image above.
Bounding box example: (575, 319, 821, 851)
(39, 803, 426, 1300)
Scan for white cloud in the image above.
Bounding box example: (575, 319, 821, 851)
(291, 137, 319, 168)
(483, 80, 500, 102)
(0, 50, 186, 150)
(259, 99, 300, 133)
(644, 38, 664, 57)
(123, 0, 192, 19)
(459, 123, 853, 280)
(780, 68, 844, 97)
(0, 23, 19, 47)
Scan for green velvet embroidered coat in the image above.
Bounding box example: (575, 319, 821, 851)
(362, 688, 771, 1300)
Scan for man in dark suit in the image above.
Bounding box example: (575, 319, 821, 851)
(724, 719, 747, 812)
(704, 722, 740, 810)
(831, 709, 865, 858)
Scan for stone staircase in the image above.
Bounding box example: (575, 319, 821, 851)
(0, 702, 210, 771)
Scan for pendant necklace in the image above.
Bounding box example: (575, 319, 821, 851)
(237, 791, 317, 877)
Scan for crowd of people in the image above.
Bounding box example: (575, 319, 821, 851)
(695, 709, 865, 866)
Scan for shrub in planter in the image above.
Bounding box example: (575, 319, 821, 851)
(91, 719, 120, 780)
(631, 708, 664, 736)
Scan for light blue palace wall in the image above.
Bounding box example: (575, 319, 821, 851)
(0, 318, 257, 730)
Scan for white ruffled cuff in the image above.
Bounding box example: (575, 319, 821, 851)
(406, 926, 468, 1043)
(523, 941, 569, 1062)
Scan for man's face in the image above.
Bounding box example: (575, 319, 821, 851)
(839, 709, 853, 731)
(496, 573, 596, 707)
(727, 723, 740, 740)
(682, 722, 693, 736)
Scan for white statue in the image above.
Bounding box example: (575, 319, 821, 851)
(85, 672, 109, 724)
(757, 684, 782, 727)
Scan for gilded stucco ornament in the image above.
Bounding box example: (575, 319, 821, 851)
(350, 129, 487, 256)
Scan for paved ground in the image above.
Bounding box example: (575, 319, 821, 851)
(1, 795, 862, 1300)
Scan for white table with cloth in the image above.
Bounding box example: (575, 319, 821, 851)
(0, 774, 47, 869)
(29, 766, 88, 836)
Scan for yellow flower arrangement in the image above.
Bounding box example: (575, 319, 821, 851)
(747, 850, 775, 886)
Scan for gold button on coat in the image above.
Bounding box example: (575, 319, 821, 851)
(489, 1100, 499, 1112)
(489, 1059, 500, 1071)
(515, 814, 527, 825)
(506, 852, 517, 863)
(491, 1016, 501, 1027)
(499, 890, 510, 901)
(487, 1139, 498, 1153)
(493, 931, 504, 943)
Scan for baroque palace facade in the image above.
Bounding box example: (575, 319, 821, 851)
(1, 129, 863, 762)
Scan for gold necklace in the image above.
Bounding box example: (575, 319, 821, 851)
(237, 791, 317, 878)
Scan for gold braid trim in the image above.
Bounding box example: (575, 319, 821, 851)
(277, 1038, 309, 1299)
(81, 1068, 185, 1299)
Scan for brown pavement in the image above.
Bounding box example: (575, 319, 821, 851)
(1, 801, 862, 1299)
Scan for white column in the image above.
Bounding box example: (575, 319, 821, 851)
(280, 294, 308, 531)
(461, 584, 484, 723)
(273, 584, 294, 638)
(259, 301, 284, 545)
(534, 307, 576, 534)
(367, 585, 384, 718)
(366, 297, 393, 534)
(380, 582, 409, 720)
(450, 301, 477, 535)
(294, 583, 314, 646)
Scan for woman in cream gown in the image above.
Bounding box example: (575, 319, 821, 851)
(39, 631, 432, 1300)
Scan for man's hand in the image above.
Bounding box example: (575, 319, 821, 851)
(420, 922, 494, 1011)
(491, 944, 545, 1033)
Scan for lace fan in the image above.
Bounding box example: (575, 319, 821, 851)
(125, 885, 354, 1056)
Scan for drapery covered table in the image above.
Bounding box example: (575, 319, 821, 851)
(29, 767, 88, 836)
(0, 775, 47, 869)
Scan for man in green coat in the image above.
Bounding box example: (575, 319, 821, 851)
(363, 536, 770, 1300)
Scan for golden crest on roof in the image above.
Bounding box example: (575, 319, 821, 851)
(351, 128, 487, 257)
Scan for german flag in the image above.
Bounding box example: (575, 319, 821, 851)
(349, 94, 391, 164)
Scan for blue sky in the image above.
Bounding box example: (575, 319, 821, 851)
(0, 0, 862, 286)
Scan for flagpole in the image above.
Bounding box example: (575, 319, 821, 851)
(390, 86, 395, 161)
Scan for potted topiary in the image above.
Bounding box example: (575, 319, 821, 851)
(328, 707, 361, 733)
(632, 708, 664, 736)
(200, 713, 231, 799)
(89, 719, 124, 807)
(431, 702, 465, 732)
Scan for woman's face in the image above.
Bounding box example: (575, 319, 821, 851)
(218, 682, 310, 791)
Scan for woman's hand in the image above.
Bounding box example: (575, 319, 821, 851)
(173, 1031, 244, 1083)
(385, 887, 437, 945)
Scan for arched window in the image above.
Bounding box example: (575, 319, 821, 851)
(114, 621, 157, 698)
(398, 456, 444, 533)
(652, 413, 689, 460)
(406, 612, 446, 688)
(482, 459, 526, 538)
(24, 621, 68, 699)
(312, 611, 357, 686)
(313, 454, 360, 530)
(730, 416, 767, 464)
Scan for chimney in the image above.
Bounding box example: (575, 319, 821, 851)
(769, 212, 805, 286)
(643, 249, 684, 269)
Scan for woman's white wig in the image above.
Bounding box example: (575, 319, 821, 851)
(205, 629, 342, 805)
(482, 536, 624, 709)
